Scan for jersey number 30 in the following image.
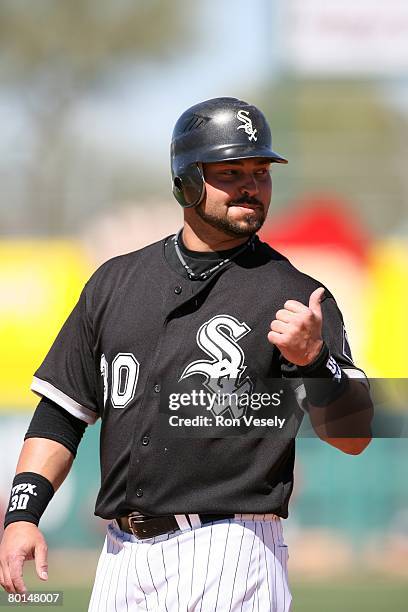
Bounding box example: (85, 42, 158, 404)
(100, 353, 140, 409)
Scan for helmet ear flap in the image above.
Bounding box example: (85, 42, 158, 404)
(172, 163, 205, 208)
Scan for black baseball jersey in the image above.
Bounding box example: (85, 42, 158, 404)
(31, 234, 364, 519)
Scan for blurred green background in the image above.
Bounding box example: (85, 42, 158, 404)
(1, 1, 408, 610)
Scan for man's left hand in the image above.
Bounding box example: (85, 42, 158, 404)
(268, 287, 325, 366)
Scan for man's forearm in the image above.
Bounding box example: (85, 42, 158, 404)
(16, 438, 74, 491)
(1, 438, 74, 594)
(307, 379, 373, 454)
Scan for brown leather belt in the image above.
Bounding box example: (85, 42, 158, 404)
(117, 513, 234, 540)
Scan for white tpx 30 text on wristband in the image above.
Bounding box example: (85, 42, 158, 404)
(3, 472, 55, 529)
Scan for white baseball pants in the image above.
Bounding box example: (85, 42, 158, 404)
(88, 514, 292, 612)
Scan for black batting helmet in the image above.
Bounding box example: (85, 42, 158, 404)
(170, 97, 288, 208)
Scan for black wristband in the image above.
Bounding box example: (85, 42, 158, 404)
(4, 472, 55, 529)
(298, 342, 349, 407)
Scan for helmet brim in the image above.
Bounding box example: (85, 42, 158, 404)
(198, 144, 288, 165)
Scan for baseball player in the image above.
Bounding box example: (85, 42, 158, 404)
(0, 97, 373, 611)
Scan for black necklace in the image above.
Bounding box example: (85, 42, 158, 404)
(173, 230, 255, 280)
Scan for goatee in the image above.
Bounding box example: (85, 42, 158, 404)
(195, 204, 266, 238)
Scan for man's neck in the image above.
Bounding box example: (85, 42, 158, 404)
(181, 221, 249, 252)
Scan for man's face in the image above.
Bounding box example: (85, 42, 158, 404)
(195, 158, 272, 238)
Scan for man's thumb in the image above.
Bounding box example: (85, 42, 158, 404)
(34, 541, 48, 580)
(309, 287, 325, 315)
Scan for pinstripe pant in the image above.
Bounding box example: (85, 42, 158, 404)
(88, 515, 292, 612)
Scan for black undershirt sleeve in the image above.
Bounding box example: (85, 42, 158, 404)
(25, 396, 88, 457)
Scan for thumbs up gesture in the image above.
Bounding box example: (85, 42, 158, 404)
(268, 287, 325, 366)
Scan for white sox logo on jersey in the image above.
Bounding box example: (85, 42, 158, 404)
(236, 110, 258, 142)
(179, 315, 254, 419)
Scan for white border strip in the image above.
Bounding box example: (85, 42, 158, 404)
(188, 514, 202, 529)
(30, 376, 99, 424)
(343, 368, 369, 387)
(174, 514, 191, 532)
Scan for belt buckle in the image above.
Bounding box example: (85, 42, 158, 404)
(127, 512, 177, 540)
(127, 512, 149, 539)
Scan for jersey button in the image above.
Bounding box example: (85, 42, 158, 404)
(142, 435, 150, 446)
(136, 488, 143, 497)
(154, 384, 161, 393)
(174, 285, 182, 294)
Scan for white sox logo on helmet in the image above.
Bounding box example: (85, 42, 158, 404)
(236, 110, 258, 142)
(179, 314, 254, 419)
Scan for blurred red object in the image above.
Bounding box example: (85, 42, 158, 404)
(261, 194, 371, 263)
